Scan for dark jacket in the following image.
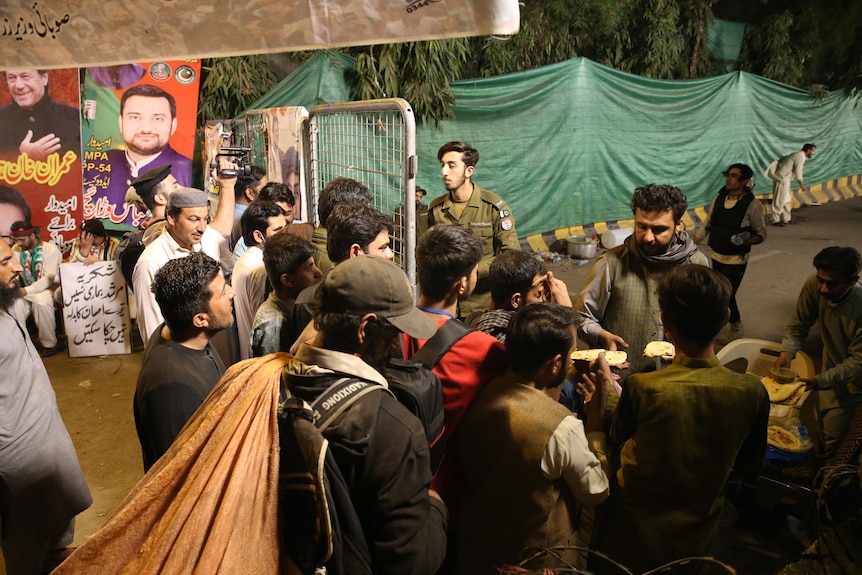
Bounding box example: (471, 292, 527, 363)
(707, 188, 756, 256)
(284, 344, 448, 575)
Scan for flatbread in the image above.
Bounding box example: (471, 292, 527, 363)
(761, 376, 805, 405)
(767, 425, 803, 452)
(644, 340, 675, 359)
(570, 349, 628, 367)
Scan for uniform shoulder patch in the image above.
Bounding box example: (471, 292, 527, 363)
(501, 218, 513, 231)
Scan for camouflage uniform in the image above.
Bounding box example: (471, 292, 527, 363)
(427, 185, 519, 317)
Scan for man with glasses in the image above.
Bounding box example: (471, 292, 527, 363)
(693, 163, 767, 343)
(9, 221, 63, 357)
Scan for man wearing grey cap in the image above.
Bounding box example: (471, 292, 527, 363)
(132, 187, 233, 346)
(126, 164, 235, 245)
(282, 255, 447, 574)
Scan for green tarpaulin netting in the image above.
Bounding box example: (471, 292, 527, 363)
(247, 52, 862, 238)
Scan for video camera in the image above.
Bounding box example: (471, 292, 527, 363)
(211, 147, 254, 178)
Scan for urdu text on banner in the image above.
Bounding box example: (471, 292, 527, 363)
(0, 0, 520, 70)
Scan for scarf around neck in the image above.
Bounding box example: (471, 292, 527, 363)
(628, 231, 700, 267)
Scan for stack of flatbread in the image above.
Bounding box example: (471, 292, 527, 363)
(761, 376, 806, 406)
(644, 340, 675, 360)
(767, 424, 804, 452)
(570, 349, 627, 367)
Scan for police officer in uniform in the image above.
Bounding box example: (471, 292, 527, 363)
(429, 141, 519, 318)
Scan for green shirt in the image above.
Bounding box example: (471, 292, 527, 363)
(593, 353, 768, 572)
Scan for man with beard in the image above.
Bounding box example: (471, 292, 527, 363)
(774, 246, 862, 458)
(133, 188, 233, 346)
(575, 184, 709, 377)
(133, 252, 235, 471)
(0, 239, 92, 575)
(428, 141, 520, 318)
(99, 84, 193, 217)
(283, 254, 447, 574)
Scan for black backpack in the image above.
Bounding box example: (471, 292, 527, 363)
(384, 318, 474, 474)
(278, 377, 381, 575)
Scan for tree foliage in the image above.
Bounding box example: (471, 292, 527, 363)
(197, 55, 278, 124)
(349, 0, 720, 122)
(730, 0, 862, 95)
(352, 39, 470, 124)
(196, 0, 861, 125)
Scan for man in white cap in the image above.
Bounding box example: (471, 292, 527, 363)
(133, 187, 232, 346)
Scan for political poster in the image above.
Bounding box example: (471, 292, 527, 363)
(80, 61, 201, 229)
(0, 67, 82, 253)
(249, 107, 309, 222)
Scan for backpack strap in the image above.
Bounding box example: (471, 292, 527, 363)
(410, 318, 475, 370)
(309, 377, 385, 432)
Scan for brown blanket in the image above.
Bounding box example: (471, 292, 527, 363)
(54, 353, 293, 574)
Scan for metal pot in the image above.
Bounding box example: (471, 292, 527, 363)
(565, 235, 597, 259)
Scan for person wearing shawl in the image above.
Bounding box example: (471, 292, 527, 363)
(575, 184, 709, 378)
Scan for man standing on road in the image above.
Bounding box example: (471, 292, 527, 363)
(429, 141, 520, 318)
(0, 239, 92, 575)
(132, 186, 234, 346)
(575, 184, 709, 377)
(693, 163, 768, 344)
(774, 246, 862, 458)
(285, 255, 447, 574)
(134, 252, 234, 471)
(457, 303, 610, 573)
(765, 143, 816, 226)
(233, 200, 286, 360)
(591, 264, 768, 574)
(249, 234, 321, 358)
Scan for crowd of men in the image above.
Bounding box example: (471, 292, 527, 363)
(2, 139, 860, 575)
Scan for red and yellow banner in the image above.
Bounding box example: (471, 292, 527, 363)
(0, 68, 81, 252)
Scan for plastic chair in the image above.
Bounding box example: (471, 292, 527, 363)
(717, 338, 814, 423)
(716, 339, 816, 494)
(717, 339, 862, 494)
(716, 338, 815, 380)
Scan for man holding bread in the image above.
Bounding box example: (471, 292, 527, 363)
(575, 184, 709, 377)
(774, 246, 862, 458)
